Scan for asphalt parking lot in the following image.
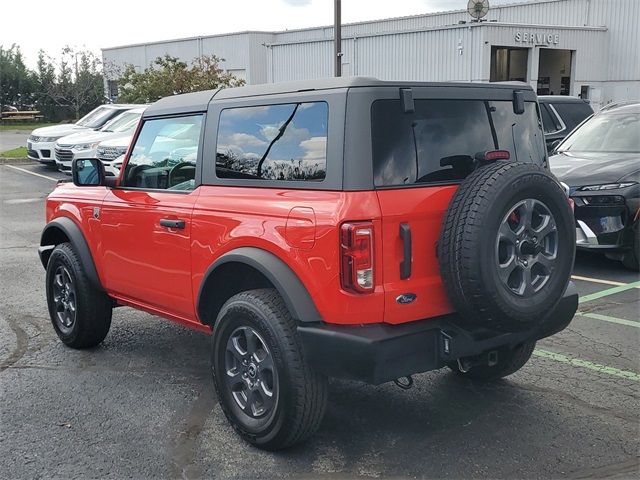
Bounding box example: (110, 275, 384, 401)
(0, 162, 638, 479)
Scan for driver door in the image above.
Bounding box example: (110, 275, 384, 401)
(98, 114, 203, 320)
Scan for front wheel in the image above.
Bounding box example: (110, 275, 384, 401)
(211, 289, 327, 450)
(449, 341, 536, 381)
(46, 242, 112, 348)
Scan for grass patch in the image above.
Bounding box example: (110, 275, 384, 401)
(0, 146, 28, 158)
(0, 122, 64, 131)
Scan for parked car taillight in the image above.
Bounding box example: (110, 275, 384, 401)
(340, 222, 374, 293)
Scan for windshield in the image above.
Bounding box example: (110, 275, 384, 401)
(101, 111, 141, 133)
(559, 112, 640, 153)
(76, 106, 117, 128)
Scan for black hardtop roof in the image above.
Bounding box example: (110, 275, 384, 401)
(143, 77, 535, 117)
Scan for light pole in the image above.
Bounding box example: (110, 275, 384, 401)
(334, 0, 342, 77)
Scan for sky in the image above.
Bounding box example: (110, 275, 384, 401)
(0, 0, 527, 69)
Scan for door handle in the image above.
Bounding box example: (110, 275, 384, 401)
(399, 223, 412, 279)
(159, 219, 186, 229)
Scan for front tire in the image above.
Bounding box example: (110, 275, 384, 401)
(46, 242, 112, 348)
(211, 288, 327, 450)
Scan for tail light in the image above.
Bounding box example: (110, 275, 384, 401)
(340, 222, 374, 293)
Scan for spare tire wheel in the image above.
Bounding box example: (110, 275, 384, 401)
(438, 162, 575, 333)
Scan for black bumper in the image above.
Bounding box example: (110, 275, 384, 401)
(299, 283, 578, 385)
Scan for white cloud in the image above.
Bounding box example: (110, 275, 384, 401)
(230, 132, 267, 147)
(300, 136, 327, 161)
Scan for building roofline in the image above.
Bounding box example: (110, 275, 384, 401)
(102, 0, 579, 53)
(101, 30, 275, 52)
(264, 22, 607, 48)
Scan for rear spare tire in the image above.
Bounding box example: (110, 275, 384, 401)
(439, 162, 575, 332)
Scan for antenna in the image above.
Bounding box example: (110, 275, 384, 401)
(467, 0, 490, 21)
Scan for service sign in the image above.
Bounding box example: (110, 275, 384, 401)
(515, 32, 560, 45)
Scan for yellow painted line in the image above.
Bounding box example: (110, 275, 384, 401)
(533, 349, 640, 382)
(4, 165, 58, 181)
(572, 275, 640, 288)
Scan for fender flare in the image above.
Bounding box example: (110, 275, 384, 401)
(197, 247, 323, 324)
(39, 217, 103, 292)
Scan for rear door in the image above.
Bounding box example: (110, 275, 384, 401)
(371, 90, 547, 324)
(98, 113, 204, 320)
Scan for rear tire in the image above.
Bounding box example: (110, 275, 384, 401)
(449, 341, 536, 381)
(211, 288, 327, 450)
(46, 242, 112, 348)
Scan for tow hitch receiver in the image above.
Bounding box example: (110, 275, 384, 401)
(457, 350, 499, 372)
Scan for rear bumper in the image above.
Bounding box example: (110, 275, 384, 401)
(299, 283, 578, 385)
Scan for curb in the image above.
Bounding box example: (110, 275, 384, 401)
(0, 157, 34, 165)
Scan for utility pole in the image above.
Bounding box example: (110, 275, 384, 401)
(334, 0, 342, 77)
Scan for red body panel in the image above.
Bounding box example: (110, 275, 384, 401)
(98, 188, 200, 319)
(376, 187, 457, 324)
(190, 187, 385, 325)
(46, 180, 457, 329)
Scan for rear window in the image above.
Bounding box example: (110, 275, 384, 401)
(551, 102, 593, 129)
(371, 99, 545, 187)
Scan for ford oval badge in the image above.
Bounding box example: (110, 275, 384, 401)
(396, 293, 417, 305)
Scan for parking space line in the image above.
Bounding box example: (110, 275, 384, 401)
(576, 312, 640, 328)
(4, 165, 58, 181)
(571, 275, 639, 288)
(533, 349, 640, 381)
(579, 280, 640, 304)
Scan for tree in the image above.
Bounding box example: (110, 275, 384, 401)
(117, 55, 244, 103)
(0, 44, 36, 109)
(36, 47, 105, 120)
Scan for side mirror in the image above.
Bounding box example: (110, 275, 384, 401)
(72, 158, 105, 187)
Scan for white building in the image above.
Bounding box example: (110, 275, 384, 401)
(102, 0, 640, 110)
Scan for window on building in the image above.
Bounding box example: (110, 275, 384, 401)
(490, 46, 528, 82)
(371, 99, 545, 187)
(216, 102, 328, 181)
(107, 80, 119, 100)
(122, 115, 203, 191)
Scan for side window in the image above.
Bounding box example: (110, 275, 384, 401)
(216, 102, 328, 181)
(122, 115, 203, 191)
(540, 104, 562, 133)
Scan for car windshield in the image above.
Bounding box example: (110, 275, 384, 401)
(559, 112, 640, 153)
(101, 111, 141, 133)
(76, 106, 116, 128)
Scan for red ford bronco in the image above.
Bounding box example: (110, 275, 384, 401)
(39, 78, 578, 450)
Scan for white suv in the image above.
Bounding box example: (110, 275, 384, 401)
(95, 134, 132, 177)
(54, 107, 146, 174)
(27, 104, 139, 165)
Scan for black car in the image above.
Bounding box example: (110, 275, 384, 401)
(550, 102, 640, 270)
(539, 96, 593, 152)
